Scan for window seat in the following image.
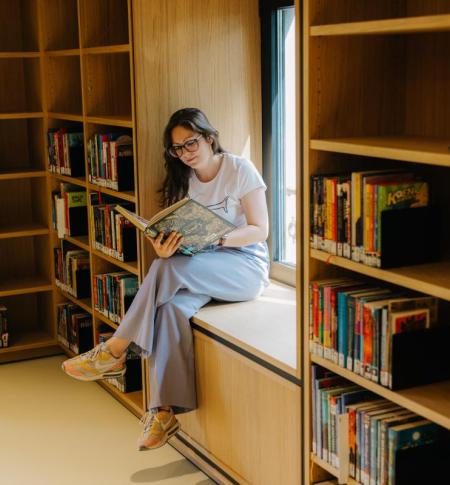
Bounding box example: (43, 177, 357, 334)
(191, 280, 297, 378)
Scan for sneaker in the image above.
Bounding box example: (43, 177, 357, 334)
(137, 408, 180, 451)
(61, 342, 127, 382)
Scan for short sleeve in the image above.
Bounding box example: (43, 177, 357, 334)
(237, 158, 267, 199)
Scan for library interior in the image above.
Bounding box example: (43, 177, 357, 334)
(1, 1, 449, 484)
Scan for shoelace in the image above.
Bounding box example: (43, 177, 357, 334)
(140, 412, 158, 433)
(80, 345, 104, 362)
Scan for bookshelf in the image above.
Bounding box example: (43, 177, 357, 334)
(0, 0, 57, 364)
(303, 1, 450, 483)
(0, 0, 145, 416)
(42, 0, 144, 417)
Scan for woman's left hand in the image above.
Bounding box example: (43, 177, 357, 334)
(146, 231, 184, 258)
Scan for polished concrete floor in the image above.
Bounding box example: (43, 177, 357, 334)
(0, 354, 213, 485)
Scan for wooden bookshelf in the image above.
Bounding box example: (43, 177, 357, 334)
(38, 0, 145, 416)
(0, 0, 145, 414)
(303, 2, 450, 483)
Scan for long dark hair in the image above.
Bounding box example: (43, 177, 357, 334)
(159, 108, 225, 207)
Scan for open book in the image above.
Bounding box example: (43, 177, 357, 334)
(115, 198, 236, 256)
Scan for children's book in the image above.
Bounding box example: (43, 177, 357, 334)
(115, 198, 236, 256)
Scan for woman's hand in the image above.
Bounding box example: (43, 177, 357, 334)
(146, 231, 184, 258)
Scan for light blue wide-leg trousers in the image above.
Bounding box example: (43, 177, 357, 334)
(113, 248, 269, 413)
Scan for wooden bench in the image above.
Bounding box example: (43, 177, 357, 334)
(170, 281, 301, 485)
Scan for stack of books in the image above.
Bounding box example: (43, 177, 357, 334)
(312, 365, 448, 485)
(57, 302, 92, 354)
(89, 193, 137, 262)
(309, 278, 443, 389)
(310, 171, 431, 268)
(93, 272, 138, 323)
(52, 183, 88, 238)
(54, 241, 91, 299)
(87, 133, 134, 191)
(47, 128, 84, 177)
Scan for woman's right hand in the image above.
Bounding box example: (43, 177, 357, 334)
(146, 231, 184, 258)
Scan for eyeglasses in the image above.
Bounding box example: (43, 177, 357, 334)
(168, 134, 203, 158)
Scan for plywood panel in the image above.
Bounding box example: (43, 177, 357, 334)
(132, 0, 262, 270)
(178, 332, 301, 485)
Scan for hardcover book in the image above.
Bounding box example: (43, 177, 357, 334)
(115, 198, 236, 256)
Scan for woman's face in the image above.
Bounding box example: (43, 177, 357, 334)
(170, 125, 213, 170)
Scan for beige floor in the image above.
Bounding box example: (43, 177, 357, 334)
(0, 354, 214, 485)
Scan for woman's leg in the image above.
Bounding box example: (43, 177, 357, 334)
(112, 249, 268, 358)
(148, 289, 211, 412)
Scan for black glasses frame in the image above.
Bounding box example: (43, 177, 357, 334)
(168, 134, 204, 158)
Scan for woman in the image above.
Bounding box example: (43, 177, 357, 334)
(62, 107, 270, 451)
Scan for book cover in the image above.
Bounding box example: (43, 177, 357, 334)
(116, 198, 236, 256)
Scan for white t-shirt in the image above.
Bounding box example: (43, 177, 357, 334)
(188, 152, 269, 262)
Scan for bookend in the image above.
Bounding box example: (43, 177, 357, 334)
(74, 269, 91, 299)
(68, 206, 88, 237)
(121, 227, 137, 262)
(380, 206, 441, 269)
(394, 436, 450, 485)
(390, 326, 450, 390)
(68, 145, 85, 177)
(116, 155, 135, 191)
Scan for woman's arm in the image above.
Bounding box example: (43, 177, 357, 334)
(220, 188, 269, 247)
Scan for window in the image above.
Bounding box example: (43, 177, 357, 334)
(261, 0, 297, 285)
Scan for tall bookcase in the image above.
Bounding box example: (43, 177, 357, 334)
(44, 0, 144, 417)
(0, 0, 145, 417)
(0, 0, 57, 364)
(302, 1, 450, 483)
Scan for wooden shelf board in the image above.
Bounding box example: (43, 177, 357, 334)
(0, 112, 43, 120)
(0, 224, 49, 239)
(0, 169, 47, 180)
(0, 329, 56, 355)
(311, 455, 358, 485)
(311, 354, 450, 430)
(57, 288, 92, 314)
(85, 115, 133, 128)
(97, 380, 144, 418)
(51, 172, 87, 187)
(45, 49, 80, 57)
(64, 234, 90, 251)
(91, 248, 139, 275)
(311, 14, 450, 37)
(310, 136, 450, 167)
(0, 278, 52, 297)
(94, 310, 119, 330)
(47, 112, 83, 122)
(87, 182, 136, 202)
(0, 51, 41, 58)
(83, 45, 130, 55)
(311, 249, 450, 302)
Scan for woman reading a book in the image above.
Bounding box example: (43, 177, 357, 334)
(62, 107, 270, 451)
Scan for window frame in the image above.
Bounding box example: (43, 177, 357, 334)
(261, 0, 297, 287)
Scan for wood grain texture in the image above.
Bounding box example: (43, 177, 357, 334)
(178, 331, 301, 485)
(132, 0, 262, 270)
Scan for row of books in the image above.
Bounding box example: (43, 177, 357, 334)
(312, 365, 447, 485)
(57, 303, 93, 354)
(93, 272, 138, 323)
(52, 183, 88, 239)
(0, 305, 8, 348)
(309, 278, 439, 389)
(47, 128, 84, 177)
(87, 133, 135, 191)
(90, 194, 137, 262)
(54, 243, 91, 299)
(98, 331, 142, 393)
(310, 170, 429, 268)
